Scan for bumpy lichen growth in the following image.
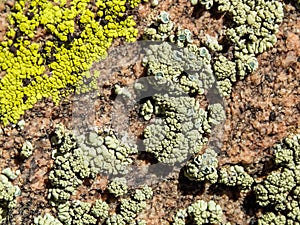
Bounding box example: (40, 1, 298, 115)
(108, 177, 128, 197)
(190, 0, 214, 9)
(0, 169, 21, 223)
(20, 140, 33, 158)
(142, 42, 215, 95)
(216, 0, 282, 77)
(213, 55, 236, 97)
(255, 133, 300, 224)
(185, 149, 253, 191)
(184, 148, 219, 183)
(57, 199, 109, 225)
(143, 94, 225, 165)
(189, 0, 283, 96)
(218, 165, 254, 191)
(173, 200, 223, 225)
(48, 124, 96, 205)
(106, 185, 153, 224)
(0, 0, 141, 126)
(33, 213, 63, 225)
(77, 131, 138, 176)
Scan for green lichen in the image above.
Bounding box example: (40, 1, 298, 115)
(203, 34, 223, 52)
(143, 11, 195, 48)
(0, 0, 141, 126)
(173, 200, 223, 225)
(106, 185, 153, 224)
(77, 131, 138, 176)
(108, 177, 128, 197)
(190, 0, 214, 9)
(184, 150, 253, 191)
(142, 42, 215, 95)
(184, 148, 219, 183)
(57, 200, 109, 225)
(213, 55, 236, 97)
(90, 199, 109, 219)
(143, 94, 212, 164)
(216, 0, 282, 77)
(207, 103, 226, 127)
(20, 140, 33, 158)
(33, 213, 63, 225)
(255, 133, 300, 224)
(218, 165, 254, 191)
(0, 170, 21, 223)
(48, 124, 96, 206)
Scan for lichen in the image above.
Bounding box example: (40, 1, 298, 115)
(0, 0, 141, 126)
(57, 200, 109, 225)
(33, 213, 63, 225)
(108, 177, 128, 197)
(106, 185, 153, 224)
(184, 148, 219, 183)
(173, 200, 223, 225)
(143, 94, 212, 164)
(0, 169, 21, 223)
(48, 124, 96, 206)
(255, 133, 300, 224)
(77, 131, 138, 176)
(142, 42, 215, 95)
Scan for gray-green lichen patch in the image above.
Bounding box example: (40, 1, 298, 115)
(189, 0, 283, 96)
(184, 148, 219, 183)
(173, 199, 223, 225)
(218, 165, 254, 191)
(254, 133, 300, 224)
(143, 94, 219, 165)
(20, 140, 33, 158)
(217, 0, 284, 53)
(215, 0, 282, 79)
(190, 0, 214, 9)
(143, 11, 174, 42)
(48, 124, 96, 205)
(33, 213, 63, 225)
(77, 131, 138, 176)
(142, 42, 215, 95)
(143, 11, 197, 48)
(213, 55, 236, 97)
(184, 149, 253, 191)
(0, 169, 21, 223)
(106, 185, 153, 224)
(108, 177, 128, 197)
(56, 199, 109, 225)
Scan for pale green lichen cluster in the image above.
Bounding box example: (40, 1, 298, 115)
(143, 11, 195, 48)
(108, 177, 128, 197)
(188, 0, 283, 96)
(143, 95, 225, 165)
(173, 200, 223, 225)
(20, 140, 33, 158)
(76, 131, 138, 176)
(106, 185, 153, 224)
(33, 213, 63, 225)
(190, 0, 214, 9)
(142, 42, 215, 95)
(213, 55, 236, 97)
(184, 148, 219, 183)
(215, 0, 283, 77)
(0, 0, 141, 126)
(56, 199, 109, 225)
(255, 133, 300, 224)
(48, 124, 96, 205)
(0, 169, 21, 223)
(184, 150, 253, 191)
(218, 165, 254, 191)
